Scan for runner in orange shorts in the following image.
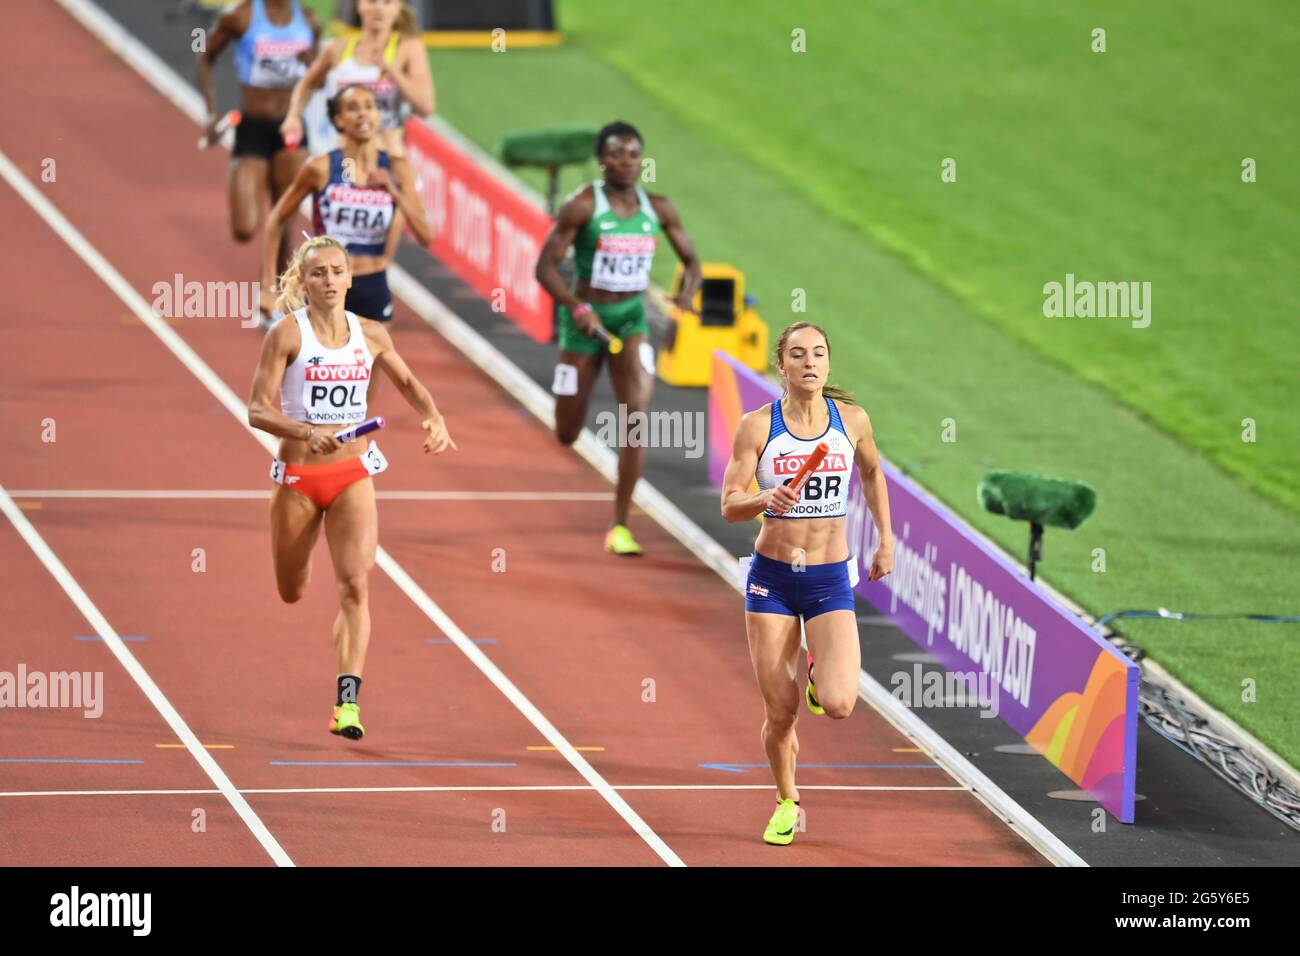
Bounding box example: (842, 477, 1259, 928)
(247, 235, 455, 740)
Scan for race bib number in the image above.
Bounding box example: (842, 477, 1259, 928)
(590, 233, 656, 292)
(269, 459, 286, 484)
(361, 443, 389, 476)
(302, 355, 371, 424)
(317, 184, 393, 249)
(249, 38, 310, 90)
(638, 341, 655, 375)
(552, 363, 579, 396)
(779, 473, 848, 517)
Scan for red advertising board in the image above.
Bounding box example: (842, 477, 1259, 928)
(403, 119, 554, 342)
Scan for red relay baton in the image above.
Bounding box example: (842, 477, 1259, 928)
(198, 109, 241, 149)
(788, 442, 830, 496)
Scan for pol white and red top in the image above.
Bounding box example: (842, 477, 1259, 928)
(279, 309, 374, 426)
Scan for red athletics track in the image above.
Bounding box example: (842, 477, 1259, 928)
(0, 0, 1045, 866)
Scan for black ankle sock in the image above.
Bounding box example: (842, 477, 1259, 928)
(337, 674, 362, 706)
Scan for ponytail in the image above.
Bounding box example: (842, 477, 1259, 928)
(778, 380, 857, 406)
(822, 384, 856, 405)
(274, 236, 349, 313)
(394, 3, 418, 37)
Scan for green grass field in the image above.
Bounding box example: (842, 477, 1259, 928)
(308, 1, 1299, 766)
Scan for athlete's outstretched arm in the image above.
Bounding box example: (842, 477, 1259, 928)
(374, 156, 434, 247)
(847, 405, 894, 580)
(196, 2, 244, 141)
(383, 37, 434, 117)
(381, 207, 406, 267)
(651, 195, 702, 311)
(722, 411, 796, 521)
(302, 6, 323, 54)
(282, 37, 342, 141)
(365, 323, 457, 455)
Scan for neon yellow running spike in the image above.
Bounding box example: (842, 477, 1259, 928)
(806, 657, 825, 715)
(329, 702, 365, 740)
(764, 798, 800, 845)
(604, 524, 643, 556)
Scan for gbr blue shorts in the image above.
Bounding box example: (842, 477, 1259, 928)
(742, 551, 858, 620)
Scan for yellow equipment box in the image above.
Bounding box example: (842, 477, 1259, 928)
(657, 263, 768, 387)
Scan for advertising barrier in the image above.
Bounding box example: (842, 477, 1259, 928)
(404, 118, 554, 342)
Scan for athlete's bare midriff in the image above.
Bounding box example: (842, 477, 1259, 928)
(347, 256, 387, 277)
(573, 276, 640, 305)
(755, 515, 850, 566)
(239, 85, 295, 122)
(275, 432, 374, 466)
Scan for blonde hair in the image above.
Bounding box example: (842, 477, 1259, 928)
(775, 321, 856, 406)
(394, 2, 418, 37)
(274, 236, 349, 313)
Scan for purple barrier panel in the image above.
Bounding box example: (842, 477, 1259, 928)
(708, 350, 1139, 822)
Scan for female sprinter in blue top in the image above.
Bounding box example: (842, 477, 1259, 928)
(721, 321, 894, 845)
(197, 0, 321, 274)
(247, 235, 455, 740)
(259, 84, 433, 324)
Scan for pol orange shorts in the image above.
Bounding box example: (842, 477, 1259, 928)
(269, 443, 389, 510)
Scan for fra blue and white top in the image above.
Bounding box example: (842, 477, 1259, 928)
(312, 149, 395, 256)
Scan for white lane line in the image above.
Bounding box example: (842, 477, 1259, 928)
(0, 483, 294, 866)
(1, 790, 226, 798)
(5, 489, 614, 501)
(0, 785, 969, 797)
(373, 555, 682, 864)
(0, 148, 684, 869)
